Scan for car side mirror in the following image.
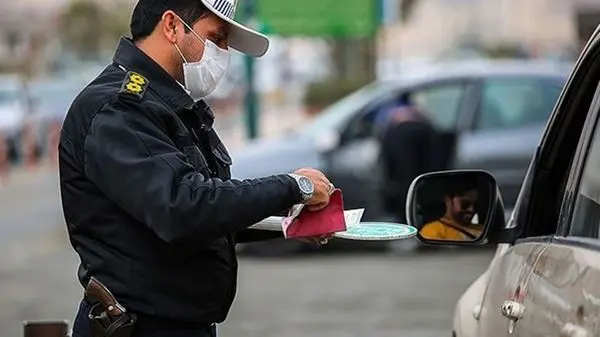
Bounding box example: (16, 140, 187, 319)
(405, 169, 506, 246)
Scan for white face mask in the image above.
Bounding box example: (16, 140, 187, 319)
(174, 19, 231, 101)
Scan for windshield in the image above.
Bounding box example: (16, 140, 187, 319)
(0, 88, 21, 106)
(299, 82, 393, 138)
(32, 81, 82, 111)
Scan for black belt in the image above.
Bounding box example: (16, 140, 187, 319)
(81, 299, 216, 332)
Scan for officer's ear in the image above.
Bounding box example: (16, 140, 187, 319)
(161, 10, 181, 44)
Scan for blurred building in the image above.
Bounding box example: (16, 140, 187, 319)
(0, 4, 60, 77)
(4, 0, 599, 85)
(378, 0, 599, 65)
(0, 0, 134, 78)
(575, 0, 600, 49)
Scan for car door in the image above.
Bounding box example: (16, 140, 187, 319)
(454, 76, 564, 209)
(324, 90, 400, 220)
(477, 25, 600, 337)
(327, 80, 471, 220)
(521, 79, 600, 337)
(477, 242, 548, 337)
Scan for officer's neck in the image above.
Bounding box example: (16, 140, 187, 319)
(135, 38, 182, 83)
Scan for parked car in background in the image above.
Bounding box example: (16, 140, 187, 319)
(0, 67, 99, 163)
(231, 59, 571, 256)
(0, 75, 35, 161)
(408, 25, 600, 337)
(28, 77, 85, 157)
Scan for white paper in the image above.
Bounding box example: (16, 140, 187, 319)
(344, 208, 365, 226)
(281, 204, 306, 238)
(287, 204, 305, 219)
(249, 208, 366, 232)
(249, 217, 283, 231)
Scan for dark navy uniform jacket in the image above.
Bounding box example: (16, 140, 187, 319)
(59, 37, 301, 325)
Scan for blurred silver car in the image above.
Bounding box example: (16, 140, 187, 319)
(0, 75, 33, 161)
(230, 59, 571, 255)
(28, 77, 85, 156)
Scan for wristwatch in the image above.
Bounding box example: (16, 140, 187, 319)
(288, 173, 314, 203)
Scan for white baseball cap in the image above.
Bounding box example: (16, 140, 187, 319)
(200, 0, 270, 57)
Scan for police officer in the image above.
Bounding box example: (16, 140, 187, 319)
(59, 1, 334, 336)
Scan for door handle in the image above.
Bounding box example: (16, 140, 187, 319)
(501, 300, 525, 321)
(501, 300, 525, 335)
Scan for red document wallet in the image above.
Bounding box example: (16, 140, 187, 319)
(281, 189, 347, 239)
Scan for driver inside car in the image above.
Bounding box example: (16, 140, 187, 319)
(419, 179, 483, 241)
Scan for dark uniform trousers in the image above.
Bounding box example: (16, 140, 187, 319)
(72, 300, 217, 337)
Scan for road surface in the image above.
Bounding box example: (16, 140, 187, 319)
(0, 166, 494, 337)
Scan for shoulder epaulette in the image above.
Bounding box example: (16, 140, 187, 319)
(119, 71, 149, 100)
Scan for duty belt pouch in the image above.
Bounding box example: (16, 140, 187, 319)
(88, 302, 137, 337)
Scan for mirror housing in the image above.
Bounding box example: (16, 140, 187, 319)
(405, 169, 507, 246)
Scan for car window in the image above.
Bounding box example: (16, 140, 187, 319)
(476, 78, 563, 131)
(340, 83, 467, 141)
(569, 121, 600, 238)
(299, 82, 394, 139)
(340, 94, 401, 142)
(0, 87, 22, 106)
(31, 81, 81, 115)
(411, 83, 467, 131)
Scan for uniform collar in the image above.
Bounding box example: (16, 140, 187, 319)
(112, 37, 198, 113)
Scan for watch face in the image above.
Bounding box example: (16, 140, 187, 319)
(298, 176, 314, 194)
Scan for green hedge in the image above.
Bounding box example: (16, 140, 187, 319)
(304, 77, 371, 109)
(482, 43, 528, 59)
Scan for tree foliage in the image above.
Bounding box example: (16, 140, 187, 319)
(303, 76, 371, 109)
(400, 0, 420, 23)
(60, 0, 130, 61)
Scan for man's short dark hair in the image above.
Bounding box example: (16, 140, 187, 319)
(130, 0, 210, 42)
(443, 177, 479, 198)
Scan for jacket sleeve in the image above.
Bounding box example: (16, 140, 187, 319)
(235, 229, 283, 243)
(234, 208, 289, 243)
(84, 98, 301, 244)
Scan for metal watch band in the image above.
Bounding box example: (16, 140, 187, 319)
(288, 173, 313, 202)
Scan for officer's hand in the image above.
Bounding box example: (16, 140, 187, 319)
(293, 167, 333, 211)
(298, 233, 334, 246)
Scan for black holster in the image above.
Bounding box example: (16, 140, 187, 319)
(87, 302, 137, 337)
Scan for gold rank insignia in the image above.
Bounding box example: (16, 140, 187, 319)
(119, 71, 149, 99)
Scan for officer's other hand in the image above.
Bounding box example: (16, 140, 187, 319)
(293, 167, 332, 211)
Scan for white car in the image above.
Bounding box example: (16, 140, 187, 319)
(452, 243, 509, 337)
(0, 75, 32, 160)
(408, 24, 600, 336)
(452, 209, 513, 337)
